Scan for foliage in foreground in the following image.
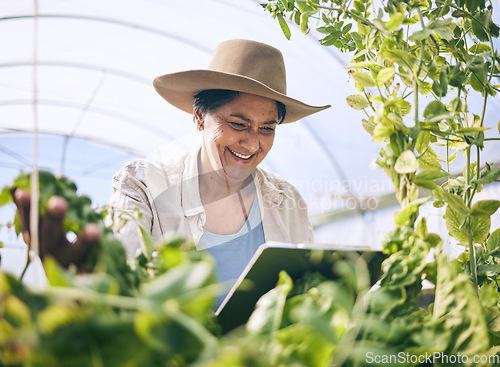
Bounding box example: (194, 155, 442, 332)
(0, 164, 499, 367)
(262, 0, 500, 365)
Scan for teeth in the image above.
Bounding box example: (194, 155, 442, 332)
(229, 148, 252, 159)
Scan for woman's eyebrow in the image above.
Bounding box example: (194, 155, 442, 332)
(229, 113, 251, 122)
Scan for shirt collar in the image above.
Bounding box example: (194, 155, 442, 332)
(253, 168, 288, 206)
(181, 146, 204, 217)
(180, 146, 288, 216)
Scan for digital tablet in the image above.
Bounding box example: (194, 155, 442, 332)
(215, 242, 387, 334)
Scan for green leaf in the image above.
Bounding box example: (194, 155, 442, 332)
(277, 13, 291, 40)
(377, 67, 395, 84)
(342, 23, 353, 34)
(139, 226, 155, 261)
(470, 200, 500, 218)
(448, 66, 468, 88)
(442, 192, 469, 216)
(418, 150, 442, 171)
(320, 31, 342, 46)
(294, 10, 301, 26)
(413, 178, 438, 190)
(44, 256, 74, 287)
(415, 130, 430, 154)
(429, 18, 455, 41)
(346, 94, 370, 110)
(471, 10, 491, 42)
(433, 200, 445, 208)
(386, 13, 404, 31)
(387, 98, 411, 116)
(394, 197, 431, 226)
(486, 228, 500, 253)
(472, 168, 500, 185)
(403, 14, 419, 25)
(352, 71, 376, 88)
(410, 29, 433, 41)
(445, 205, 468, 243)
(362, 117, 376, 135)
(447, 152, 458, 164)
(414, 170, 449, 180)
(394, 150, 418, 174)
(477, 263, 500, 276)
(300, 12, 310, 34)
(346, 61, 379, 69)
(4, 295, 31, 327)
(354, 0, 365, 12)
(470, 68, 489, 95)
(423, 100, 447, 119)
(140, 262, 213, 302)
(247, 271, 292, 335)
(446, 202, 493, 245)
(373, 122, 394, 142)
(417, 79, 433, 94)
(277, 324, 336, 367)
(296, 0, 316, 12)
(0, 186, 13, 206)
(432, 77, 448, 97)
(470, 216, 492, 244)
(468, 43, 491, 54)
(410, 19, 454, 42)
(433, 255, 490, 358)
(456, 126, 488, 133)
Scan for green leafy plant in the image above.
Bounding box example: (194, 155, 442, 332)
(0, 172, 371, 367)
(0, 171, 220, 366)
(263, 0, 500, 363)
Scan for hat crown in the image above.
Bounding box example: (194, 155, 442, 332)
(208, 39, 287, 94)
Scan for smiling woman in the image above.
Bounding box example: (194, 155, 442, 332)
(108, 39, 330, 298)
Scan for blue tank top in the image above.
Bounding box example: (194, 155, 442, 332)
(200, 195, 265, 306)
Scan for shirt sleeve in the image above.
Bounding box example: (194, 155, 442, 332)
(108, 160, 155, 259)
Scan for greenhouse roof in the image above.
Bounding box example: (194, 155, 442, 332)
(1, 0, 500, 240)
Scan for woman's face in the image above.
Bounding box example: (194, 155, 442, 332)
(198, 92, 278, 181)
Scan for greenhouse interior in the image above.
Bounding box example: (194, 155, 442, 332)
(2, 0, 500, 365)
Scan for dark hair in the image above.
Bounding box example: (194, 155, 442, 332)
(193, 89, 287, 124)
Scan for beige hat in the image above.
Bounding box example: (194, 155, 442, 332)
(153, 39, 330, 124)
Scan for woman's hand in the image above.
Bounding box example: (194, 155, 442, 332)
(11, 188, 101, 270)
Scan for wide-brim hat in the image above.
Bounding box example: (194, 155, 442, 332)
(153, 39, 330, 124)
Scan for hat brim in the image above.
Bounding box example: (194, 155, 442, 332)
(153, 70, 330, 124)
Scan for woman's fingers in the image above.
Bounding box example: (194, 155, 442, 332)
(10, 188, 101, 270)
(11, 188, 32, 245)
(55, 223, 101, 270)
(41, 196, 68, 260)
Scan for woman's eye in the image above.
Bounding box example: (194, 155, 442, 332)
(260, 127, 275, 134)
(229, 122, 247, 130)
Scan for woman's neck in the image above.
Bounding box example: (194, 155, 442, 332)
(198, 146, 253, 200)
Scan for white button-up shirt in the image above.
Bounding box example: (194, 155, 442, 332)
(109, 147, 313, 258)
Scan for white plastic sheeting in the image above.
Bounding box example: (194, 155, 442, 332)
(1, 0, 500, 249)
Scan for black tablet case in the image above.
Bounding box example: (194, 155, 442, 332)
(215, 242, 387, 334)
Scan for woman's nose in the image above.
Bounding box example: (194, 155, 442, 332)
(240, 129, 260, 153)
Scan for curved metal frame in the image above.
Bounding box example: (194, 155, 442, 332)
(0, 10, 359, 216)
(0, 99, 180, 152)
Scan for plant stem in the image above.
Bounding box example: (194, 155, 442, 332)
(466, 145, 471, 205)
(363, 89, 377, 111)
(20, 247, 31, 281)
(307, 1, 374, 26)
(467, 217, 479, 297)
(410, 8, 426, 144)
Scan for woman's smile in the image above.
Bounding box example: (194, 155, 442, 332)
(227, 147, 255, 161)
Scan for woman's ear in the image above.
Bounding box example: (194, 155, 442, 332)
(193, 108, 204, 131)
